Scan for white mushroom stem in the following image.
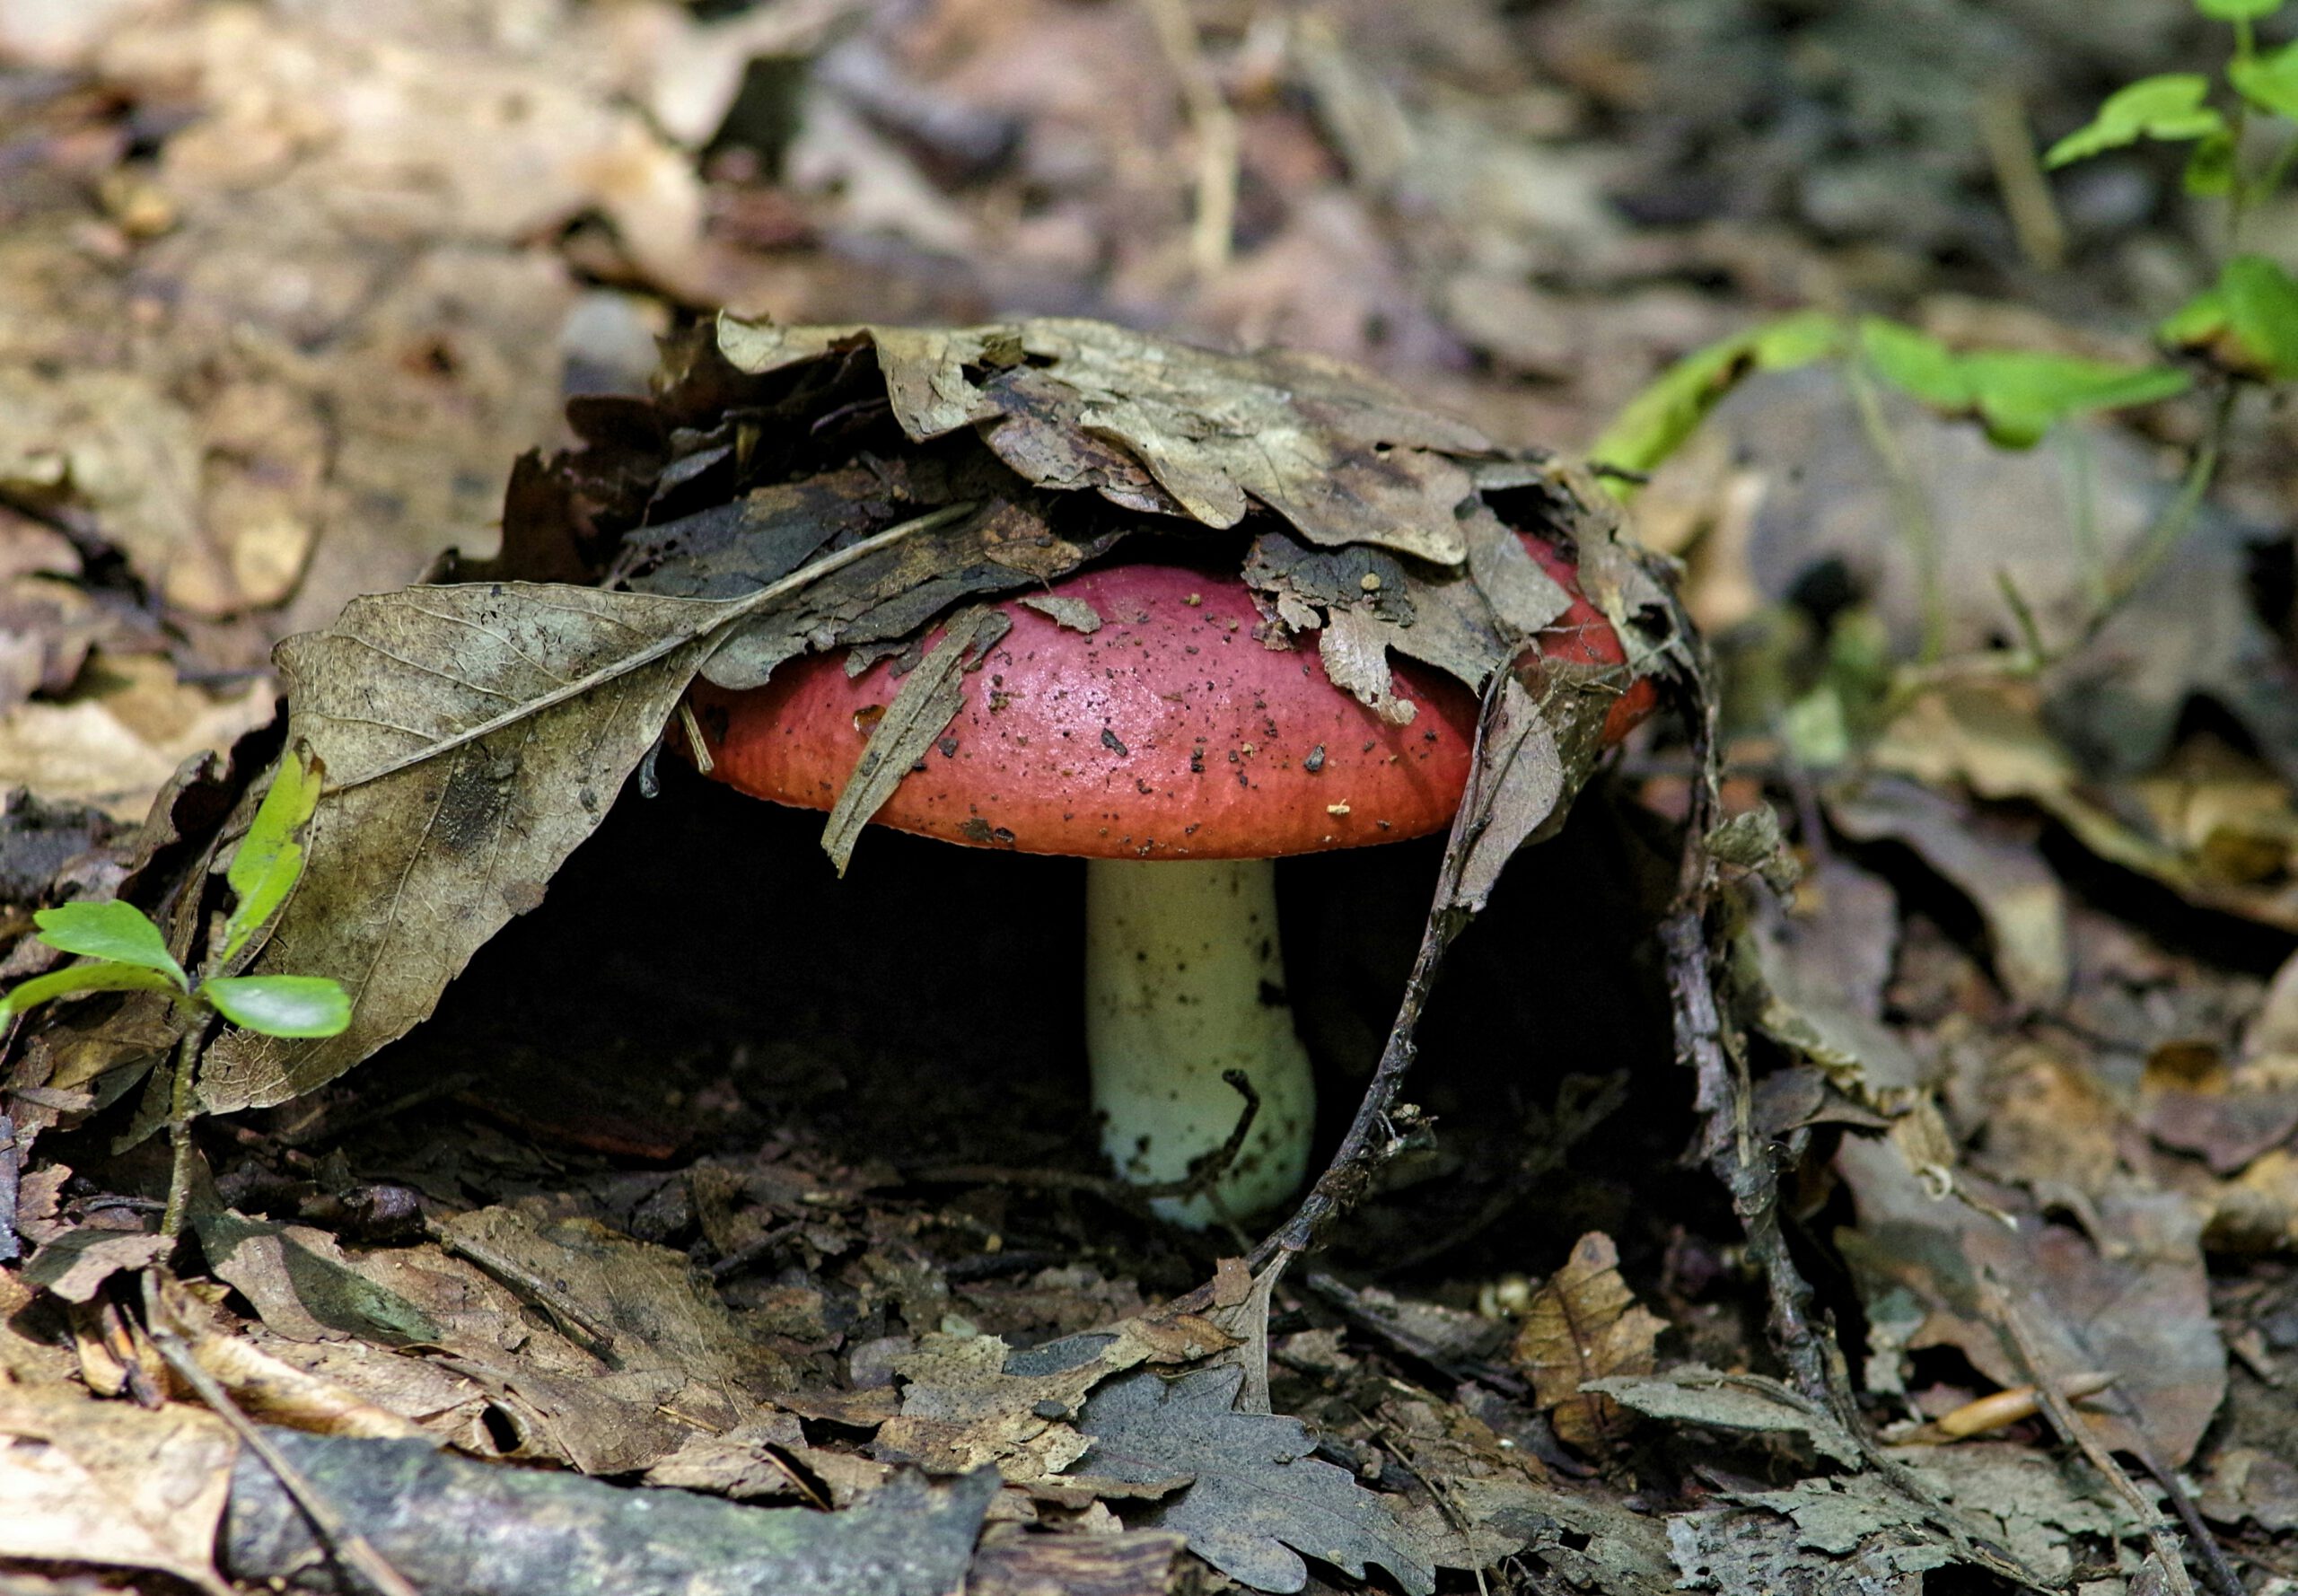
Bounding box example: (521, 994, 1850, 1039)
(1084, 857, 1315, 1227)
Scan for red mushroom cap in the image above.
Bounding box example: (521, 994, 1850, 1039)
(688, 534, 1654, 859)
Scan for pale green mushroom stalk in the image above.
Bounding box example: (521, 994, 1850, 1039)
(1083, 857, 1315, 1227)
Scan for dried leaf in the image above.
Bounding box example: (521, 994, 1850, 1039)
(716, 316, 1495, 563)
(881, 1316, 1232, 1483)
(1316, 605, 1417, 726)
(1583, 1365, 1861, 1465)
(1513, 1232, 1666, 1452)
(197, 583, 730, 1113)
(0, 1383, 237, 1596)
(1069, 1365, 1440, 1596)
(1826, 776, 2068, 1008)
(1447, 676, 1564, 914)
(1016, 593, 1103, 633)
(821, 607, 1010, 873)
(20, 1229, 174, 1303)
(1834, 1133, 2225, 1465)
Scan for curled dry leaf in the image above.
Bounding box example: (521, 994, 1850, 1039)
(715, 316, 1495, 564)
(1513, 1232, 1668, 1453)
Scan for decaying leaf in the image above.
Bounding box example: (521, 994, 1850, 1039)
(1835, 1130, 2225, 1465)
(1447, 676, 1565, 914)
(1583, 1365, 1861, 1465)
(0, 1382, 238, 1596)
(820, 606, 1010, 873)
(196, 583, 736, 1113)
(1826, 775, 2069, 1008)
(1069, 1364, 1441, 1596)
(716, 317, 1495, 564)
(1665, 1476, 1959, 1592)
(880, 1314, 1232, 1483)
(1513, 1232, 1667, 1453)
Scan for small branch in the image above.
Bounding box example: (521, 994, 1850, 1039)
(1977, 86, 2066, 271)
(1844, 359, 1949, 666)
(1885, 377, 2241, 706)
(1981, 1269, 2232, 1596)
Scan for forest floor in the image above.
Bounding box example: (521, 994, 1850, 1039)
(4, 1, 2298, 1592)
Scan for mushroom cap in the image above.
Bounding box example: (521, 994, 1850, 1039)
(688, 535, 1654, 860)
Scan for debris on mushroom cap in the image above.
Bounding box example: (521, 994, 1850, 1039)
(690, 533, 1655, 860)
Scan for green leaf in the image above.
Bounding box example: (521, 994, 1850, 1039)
(2197, 0, 2284, 21)
(2045, 75, 2227, 167)
(2183, 129, 2237, 196)
(1858, 320, 1969, 408)
(33, 901, 187, 989)
(1588, 311, 1844, 481)
(2162, 256, 2298, 379)
(2223, 254, 2298, 377)
(2229, 41, 2298, 120)
(1959, 352, 2189, 448)
(0, 961, 186, 1023)
(220, 743, 324, 965)
(1862, 321, 2188, 448)
(204, 976, 352, 1038)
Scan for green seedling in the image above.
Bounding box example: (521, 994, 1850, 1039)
(1, 744, 348, 1235)
(0, 745, 347, 1039)
(1592, 0, 2298, 741)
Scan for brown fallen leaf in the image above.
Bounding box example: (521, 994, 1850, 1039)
(1835, 1129, 2225, 1466)
(880, 1313, 1232, 1484)
(0, 1381, 239, 1596)
(1512, 1231, 1667, 1452)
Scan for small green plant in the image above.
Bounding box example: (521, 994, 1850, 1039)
(1592, 0, 2298, 757)
(0, 748, 348, 1039)
(1, 744, 348, 1234)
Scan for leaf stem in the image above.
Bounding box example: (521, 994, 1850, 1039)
(1844, 360, 1949, 664)
(160, 1010, 220, 1239)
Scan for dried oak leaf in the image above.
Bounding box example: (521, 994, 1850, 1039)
(1068, 1364, 1440, 1596)
(1513, 1232, 1666, 1453)
(878, 1314, 1231, 1484)
(715, 315, 1495, 564)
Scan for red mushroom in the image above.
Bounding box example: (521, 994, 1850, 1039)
(689, 534, 1653, 1224)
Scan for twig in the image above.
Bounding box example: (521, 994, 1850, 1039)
(429, 1219, 619, 1356)
(142, 1275, 420, 1596)
(1143, 0, 1239, 276)
(0, 1113, 19, 1264)
(1980, 1270, 2224, 1596)
(1844, 359, 1949, 665)
(1300, 1270, 1529, 1400)
(1982, 1269, 2241, 1596)
(1662, 606, 2048, 1589)
(1886, 378, 2240, 706)
(1978, 86, 2066, 270)
(1248, 853, 1465, 1271)
(1361, 1408, 1490, 1596)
